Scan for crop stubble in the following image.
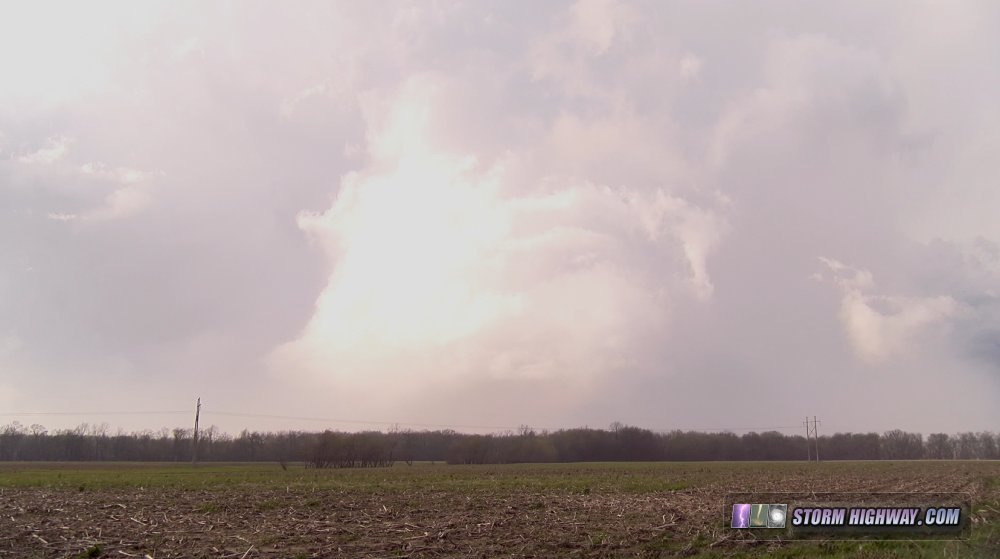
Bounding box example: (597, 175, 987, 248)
(0, 461, 997, 558)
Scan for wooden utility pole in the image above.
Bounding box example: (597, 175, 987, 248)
(192, 397, 201, 465)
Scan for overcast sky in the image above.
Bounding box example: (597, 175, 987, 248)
(1, 1, 998, 436)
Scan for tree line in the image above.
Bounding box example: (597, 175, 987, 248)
(0, 421, 997, 465)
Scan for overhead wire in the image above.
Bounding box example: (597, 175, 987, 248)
(0, 409, 833, 434)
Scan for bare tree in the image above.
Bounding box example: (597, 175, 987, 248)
(925, 433, 953, 459)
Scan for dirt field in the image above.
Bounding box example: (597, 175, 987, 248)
(0, 461, 998, 558)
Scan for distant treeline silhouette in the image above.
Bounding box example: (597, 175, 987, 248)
(0, 422, 996, 465)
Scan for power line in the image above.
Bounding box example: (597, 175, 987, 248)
(664, 424, 806, 433)
(0, 411, 188, 416)
(206, 410, 519, 432)
(206, 412, 812, 434)
(0, 408, 824, 436)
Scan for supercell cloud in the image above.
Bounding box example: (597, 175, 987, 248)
(1, 1, 998, 434)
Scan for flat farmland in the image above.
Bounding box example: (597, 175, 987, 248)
(0, 461, 998, 558)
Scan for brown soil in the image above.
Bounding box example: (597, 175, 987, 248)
(0, 463, 996, 558)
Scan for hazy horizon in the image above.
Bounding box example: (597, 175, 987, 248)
(2, 1, 998, 436)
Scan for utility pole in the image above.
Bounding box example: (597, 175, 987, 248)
(807, 416, 821, 462)
(192, 397, 201, 465)
(804, 416, 812, 461)
(813, 416, 821, 461)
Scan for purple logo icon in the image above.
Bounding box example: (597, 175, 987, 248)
(732, 503, 751, 528)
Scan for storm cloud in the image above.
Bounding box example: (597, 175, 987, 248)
(1, 1, 998, 434)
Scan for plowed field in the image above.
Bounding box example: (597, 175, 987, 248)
(1, 461, 997, 558)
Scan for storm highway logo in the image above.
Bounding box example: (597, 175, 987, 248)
(790, 507, 961, 527)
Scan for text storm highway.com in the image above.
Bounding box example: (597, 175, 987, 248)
(727, 492, 972, 541)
